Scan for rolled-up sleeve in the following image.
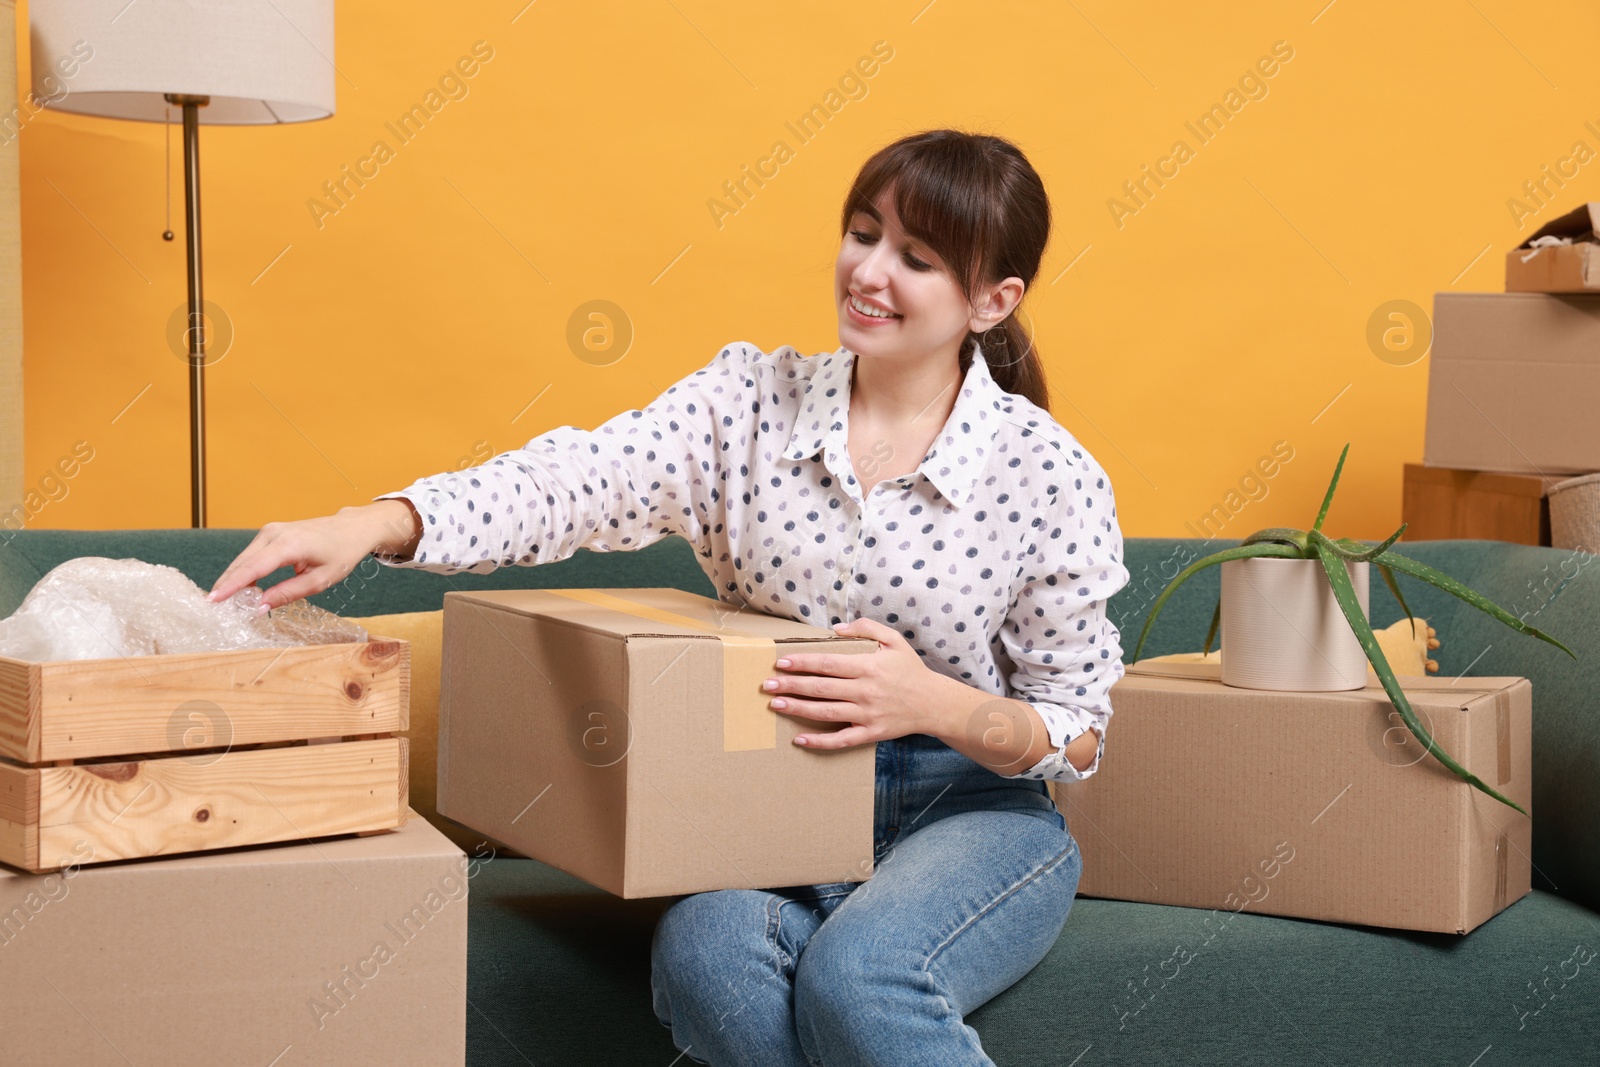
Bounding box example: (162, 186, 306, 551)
(369, 343, 753, 576)
(995, 464, 1131, 784)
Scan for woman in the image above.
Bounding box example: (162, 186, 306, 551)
(208, 128, 1129, 1065)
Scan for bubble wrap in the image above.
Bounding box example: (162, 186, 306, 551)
(0, 557, 369, 662)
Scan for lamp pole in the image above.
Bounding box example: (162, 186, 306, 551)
(166, 92, 209, 528)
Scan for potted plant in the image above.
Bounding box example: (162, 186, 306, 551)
(1127, 443, 1575, 816)
(1218, 550, 1372, 692)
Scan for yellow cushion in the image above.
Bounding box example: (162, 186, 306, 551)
(346, 610, 517, 856)
(1142, 616, 1439, 676)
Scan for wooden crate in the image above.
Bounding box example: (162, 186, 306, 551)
(1401, 463, 1561, 546)
(0, 637, 410, 873)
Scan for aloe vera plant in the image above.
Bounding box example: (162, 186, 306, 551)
(1128, 443, 1576, 816)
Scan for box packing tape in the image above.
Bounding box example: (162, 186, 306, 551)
(545, 589, 779, 751)
(1495, 831, 1508, 914)
(1494, 691, 1512, 914)
(1496, 696, 1512, 785)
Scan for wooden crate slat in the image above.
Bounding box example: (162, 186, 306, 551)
(0, 758, 38, 871)
(0, 736, 406, 872)
(397, 644, 411, 732)
(393, 735, 413, 826)
(0, 637, 408, 763)
(0, 657, 36, 760)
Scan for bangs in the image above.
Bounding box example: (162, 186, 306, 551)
(840, 136, 1002, 297)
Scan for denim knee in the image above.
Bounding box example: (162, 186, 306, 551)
(651, 889, 801, 1052)
(651, 892, 729, 1025)
(791, 925, 928, 1058)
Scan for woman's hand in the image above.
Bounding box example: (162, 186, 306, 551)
(762, 616, 953, 749)
(766, 617, 1103, 776)
(206, 500, 421, 613)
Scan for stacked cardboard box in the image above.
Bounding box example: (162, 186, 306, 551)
(1052, 660, 1531, 935)
(1, 811, 470, 1066)
(1414, 208, 1600, 548)
(1401, 463, 1562, 546)
(1505, 202, 1600, 293)
(1424, 292, 1600, 477)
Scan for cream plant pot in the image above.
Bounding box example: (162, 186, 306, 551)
(1220, 556, 1370, 691)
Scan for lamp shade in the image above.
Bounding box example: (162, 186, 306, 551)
(30, 0, 335, 124)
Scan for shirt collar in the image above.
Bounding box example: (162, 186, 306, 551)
(781, 342, 1007, 509)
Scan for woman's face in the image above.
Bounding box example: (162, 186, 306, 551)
(835, 186, 1016, 364)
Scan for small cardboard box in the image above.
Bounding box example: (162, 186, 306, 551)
(0, 637, 411, 872)
(1425, 292, 1600, 476)
(1506, 203, 1600, 291)
(1401, 462, 1562, 546)
(1052, 660, 1531, 934)
(437, 587, 878, 898)
(0, 811, 469, 1066)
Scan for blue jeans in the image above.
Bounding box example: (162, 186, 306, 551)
(650, 731, 1083, 1066)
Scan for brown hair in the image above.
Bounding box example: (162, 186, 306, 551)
(840, 128, 1052, 411)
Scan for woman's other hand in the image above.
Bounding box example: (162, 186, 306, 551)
(206, 499, 422, 613)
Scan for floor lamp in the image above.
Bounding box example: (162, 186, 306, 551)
(31, 0, 335, 528)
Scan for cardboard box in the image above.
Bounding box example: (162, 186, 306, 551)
(438, 587, 878, 898)
(0, 811, 469, 1066)
(1506, 202, 1600, 292)
(1052, 660, 1531, 934)
(0, 637, 411, 872)
(1425, 292, 1600, 476)
(1401, 462, 1563, 545)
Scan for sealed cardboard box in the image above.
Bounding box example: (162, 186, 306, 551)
(0, 637, 411, 872)
(1401, 462, 1562, 545)
(1425, 292, 1600, 476)
(1506, 202, 1600, 291)
(1051, 660, 1531, 934)
(438, 587, 878, 898)
(0, 811, 469, 1066)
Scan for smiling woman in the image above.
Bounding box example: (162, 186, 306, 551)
(646, 130, 1127, 1066)
(210, 125, 1124, 1067)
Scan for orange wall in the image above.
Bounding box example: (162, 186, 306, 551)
(12, 1, 1597, 540)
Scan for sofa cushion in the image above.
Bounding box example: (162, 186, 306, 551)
(464, 855, 1600, 1063)
(1, 529, 1593, 915)
(0, 535, 48, 617)
(1394, 542, 1599, 917)
(979, 887, 1600, 1063)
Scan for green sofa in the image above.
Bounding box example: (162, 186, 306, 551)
(3, 529, 1596, 1064)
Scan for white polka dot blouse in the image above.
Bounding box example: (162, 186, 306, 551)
(371, 341, 1131, 783)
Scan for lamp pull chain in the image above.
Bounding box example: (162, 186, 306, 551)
(162, 105, 174, 241)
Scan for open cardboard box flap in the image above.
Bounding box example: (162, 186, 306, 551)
(1506, 201, 1600, 290)
(1516, 201, 1600, 247)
